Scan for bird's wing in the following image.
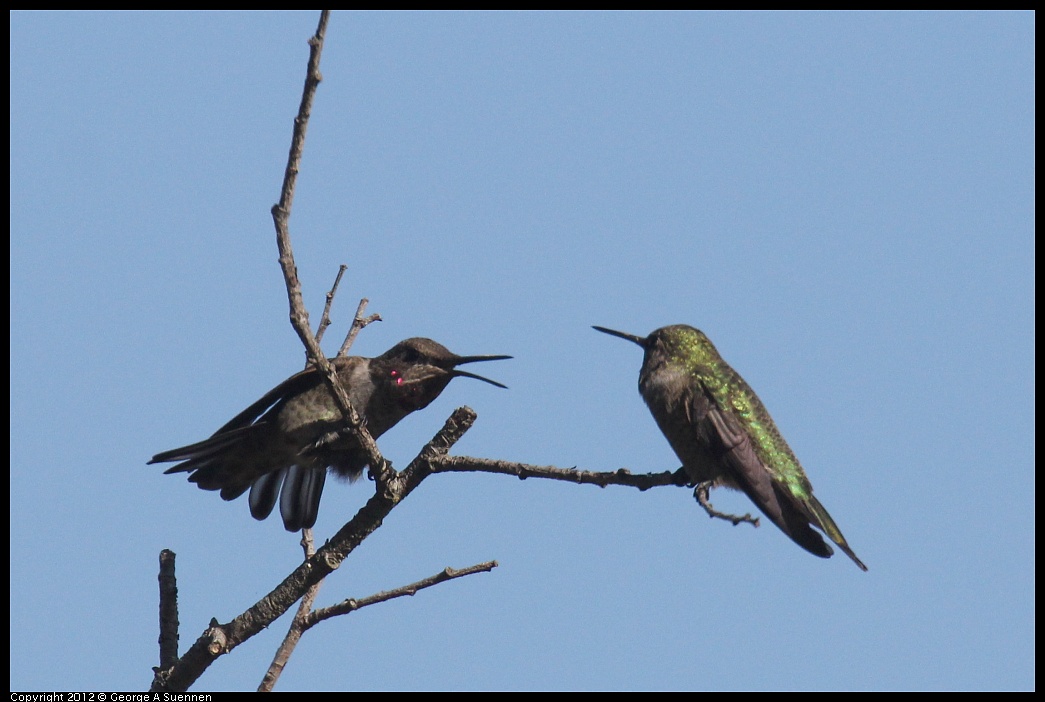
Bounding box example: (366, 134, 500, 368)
(214, 365, 326, 433)
(692, 388, 836, 559)
(150, 362, 347, 530)
(149, 424, 260, 467)
(149, 422, 271, 501)
(149, 367, 326, 501)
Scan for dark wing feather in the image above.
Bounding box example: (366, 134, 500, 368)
(150, 366, 329, 519)
(700, 398, 835, 559)
(214, 366, 324, 433)
(151, 360, 366, 532)
(150, 425, 259, 468)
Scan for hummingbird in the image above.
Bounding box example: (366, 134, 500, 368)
(150, 337, 510, 532)
(593, 324, 866, 571)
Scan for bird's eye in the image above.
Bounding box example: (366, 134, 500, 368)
(390, 369, 404, 386)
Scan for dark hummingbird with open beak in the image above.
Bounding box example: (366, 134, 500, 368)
(150, 337, 510, 532)
(593, 324, 866, 571)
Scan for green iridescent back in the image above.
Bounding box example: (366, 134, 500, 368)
(651, 325, 815, 499)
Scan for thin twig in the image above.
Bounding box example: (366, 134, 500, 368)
(338, 297, 382, 357)
(258, 530, 323, 692)
(431, 455, 690, 491)
(315, 264, 347, 345)
(432, 458, 759, 527)
(271, 11, 329, 355)
(305, 561, 498, 630)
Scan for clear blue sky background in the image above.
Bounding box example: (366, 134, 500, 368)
(10, 11, 1034, 692)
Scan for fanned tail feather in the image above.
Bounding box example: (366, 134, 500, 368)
(248, 468, 286, 520)
(279, 466, 327, 532)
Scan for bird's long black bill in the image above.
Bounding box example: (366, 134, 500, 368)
(592, 326, 648, 347)
(454, 354, 513, 365)
(451, 354, 512, 389)
(451, 369, 508, 388)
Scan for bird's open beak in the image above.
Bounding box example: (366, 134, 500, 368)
(451, 354, 512, 389)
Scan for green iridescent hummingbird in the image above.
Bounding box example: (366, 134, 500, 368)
(593, 324, 867, 571)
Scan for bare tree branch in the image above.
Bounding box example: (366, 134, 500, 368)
(431, 457, 759, 526)
(315, 264, 347, 345)
(338, 297, 382, 357)
(306, 561, 498, 630)
(257, 530, 324, 692)
(157, 550, 179, 672)
(152, 407, 478, 692)
(266, 9, 389, 485)
(271, 10, 328, 360)
(431, 455, 690, 491)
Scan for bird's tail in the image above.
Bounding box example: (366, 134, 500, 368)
(247, 465, 327, 532)
(806, 496, 868, 571)
(149, 424, 282, 502)
(151, 425, 332, 532)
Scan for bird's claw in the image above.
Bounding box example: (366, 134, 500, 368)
(693, 482, 760, 528)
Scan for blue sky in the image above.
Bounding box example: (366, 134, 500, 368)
(10, 11, 1034, 691)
